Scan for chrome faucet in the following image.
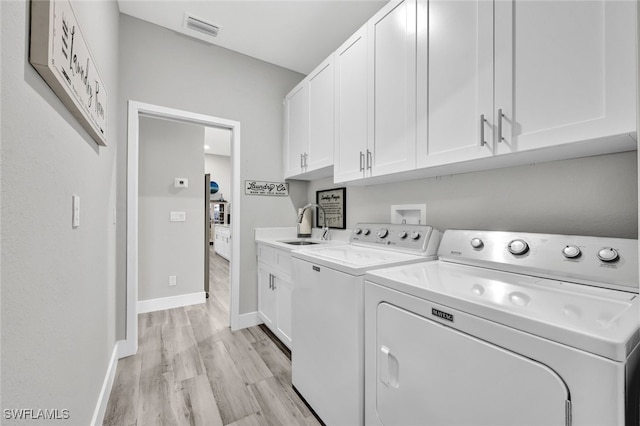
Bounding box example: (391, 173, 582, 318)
(298, 203, 330, 240)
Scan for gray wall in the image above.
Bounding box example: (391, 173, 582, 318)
(205, 154, 231, 203)
(307, 152, 638, 239)
(139, 117, 205, 301)
(117, 14, 305, 328)
(1, 0, 120, 423)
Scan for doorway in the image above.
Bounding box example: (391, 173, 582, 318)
(122, 101, 242, 358)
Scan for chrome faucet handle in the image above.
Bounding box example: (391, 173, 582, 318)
(321, 227, 330, 241)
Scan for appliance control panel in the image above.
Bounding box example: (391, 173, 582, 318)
(438, 230, 639, 292)
(351, 223, 440, 256)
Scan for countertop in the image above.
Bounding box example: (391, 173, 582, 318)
(254, 227, 351, 252)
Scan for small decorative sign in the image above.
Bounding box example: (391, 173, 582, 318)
(29, 0, 108, 146)
(316, 187, 346, 229)
(245, 181, 289, 196)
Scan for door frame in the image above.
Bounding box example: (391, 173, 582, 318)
(120, 100, 241, 358)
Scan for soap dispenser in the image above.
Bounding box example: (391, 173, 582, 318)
(297, 208, 313, 238)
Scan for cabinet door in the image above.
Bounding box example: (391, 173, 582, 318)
(494, 0, 636, 155)
(274, 273, 293, 348)
(416, 0, 494, 167)
(307, 55, 335, 172)
(284, 82, 309, 177)
(334, 25, 369, 183)
(257, 263, 276, 327)
(368, 0, 417, 177)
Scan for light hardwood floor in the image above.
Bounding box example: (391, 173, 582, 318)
(104, 248, 321, 426)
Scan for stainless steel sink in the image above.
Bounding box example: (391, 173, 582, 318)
(281, 240, 319, 246)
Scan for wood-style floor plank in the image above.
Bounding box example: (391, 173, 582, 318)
(104, 249, 318, 426)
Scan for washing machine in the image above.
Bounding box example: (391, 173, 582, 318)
(364, 230, 640, 426)
(291, 223, 441, 426)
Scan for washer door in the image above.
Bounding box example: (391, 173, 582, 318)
(375, 303, 570, 426)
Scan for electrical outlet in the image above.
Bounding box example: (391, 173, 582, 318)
(169, 275, 177, 286)
(72, 195, 80, 228)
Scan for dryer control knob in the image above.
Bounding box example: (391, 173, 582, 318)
(470, 238, 484, 249)
(410, 231, 421, 240)
(363, 229, 371, 236)
(398, 231, 408, 239)
(562, 245, 581, 259)
(377, 228, 389, 238)
(508, 239, 529, 256)
(354, 228, 362, 235)
(597, 247, 619, 262)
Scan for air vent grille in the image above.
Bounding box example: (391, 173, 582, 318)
(184, 13, 220, 38)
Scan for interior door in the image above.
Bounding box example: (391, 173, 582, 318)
(375, 303, 569, 426)
(204, 173, 210, 297)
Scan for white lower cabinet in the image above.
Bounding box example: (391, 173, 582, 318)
(214, 226, 231, 261)
(257, 244, 293, 349)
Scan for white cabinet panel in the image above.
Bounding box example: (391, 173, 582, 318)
(275, 273, 293, 347)
(307, 57, 335, 172)
(257, 263, 276, 328)
(417, 0, 494, 167)
(334, 25, 369, 183)
(284, 83, 309, 177)
(494, 0, 636, 154)
(368, 0, 416, 177)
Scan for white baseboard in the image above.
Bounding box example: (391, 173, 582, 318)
(138, 292, 206, 314)
(91, 341, 120, 426)
(232, 311, 262, 331)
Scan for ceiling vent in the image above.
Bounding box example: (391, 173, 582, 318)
(183, 13, 220, 38)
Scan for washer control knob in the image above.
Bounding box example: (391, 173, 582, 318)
(410, 231, 421, 240)
(377, 228, 389, 238)
(354, 228, 362, 235)
(363, 229, 371, 236)
(562, 245, 581, 259)
(470, 238, 484, 249)
(398, 231, 408, 239)
(597, 247, 619, 263)
(508, 239, 529, 256)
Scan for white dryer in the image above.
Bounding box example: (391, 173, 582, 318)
(291, 223, 440, 426)
(365, 230, 639, 426)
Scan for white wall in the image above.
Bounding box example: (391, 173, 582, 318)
(307, 152, 638, 239)
(139, 117, 204, 301)
(1, 0, 120, 423)
(117, 14, 305, 324)
(206, 154, 231, 203)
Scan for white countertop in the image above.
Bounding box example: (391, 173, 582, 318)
(255, 227, 351, 251)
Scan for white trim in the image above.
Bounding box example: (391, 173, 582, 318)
(236, 311, 262, 329)
(90, 342, 120, 426)
(138, 292, 206, 314)
(125, 101, 242, 358)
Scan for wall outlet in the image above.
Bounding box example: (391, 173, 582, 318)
(169, 275, 177, 286)
(72, 195, 80, 228)
(174, 178, 189, 188)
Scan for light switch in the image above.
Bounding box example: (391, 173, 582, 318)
(72, 195, 80, 228)
(170, 211, 186, 222)
(174, 178, 189, 188)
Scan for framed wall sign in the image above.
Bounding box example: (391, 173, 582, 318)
(316, 187, 346, 229)
(29, 0, 108, 146)
(244, 180, 289, 196)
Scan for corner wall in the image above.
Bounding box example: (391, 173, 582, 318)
(1, 0, 120, 423)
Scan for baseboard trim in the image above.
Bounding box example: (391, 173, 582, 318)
(90, 341, 119, 426)
(232, 311, 262, 331)
(138, 292, 206, 314)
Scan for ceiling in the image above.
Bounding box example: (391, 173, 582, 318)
(117, 0, 387, 75)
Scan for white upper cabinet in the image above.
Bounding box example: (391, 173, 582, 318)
(494, 0, 637, 155)
(416, 0, 494, 168)
(368, 0, 417, 177)
(284, 55, 335, 180)
(334, 25, 369, 183)
(284, 82, 309, 177)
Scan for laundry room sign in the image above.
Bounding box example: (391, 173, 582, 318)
(245, 181, 289, 196)
(29, 0, 108, 146)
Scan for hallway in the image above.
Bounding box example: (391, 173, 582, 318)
(103, 249, 320, 425)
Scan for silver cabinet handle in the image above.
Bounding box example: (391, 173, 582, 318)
(303, 153, 308, 168)
(366, 149, 372, 170)
(268, 274, 272, 290)
(359, 151, 365, 172)
(479, 114, 487, 147)
(497, 108, 504, 143)
(272, 276, 276, 291)
(300, 153, 304, 169)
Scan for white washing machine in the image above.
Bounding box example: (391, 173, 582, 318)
(291, 223, 441, 426)
(364, 230, 640, 426)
